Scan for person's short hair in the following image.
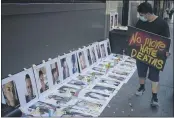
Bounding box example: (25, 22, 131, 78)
(137, 2, 153, 14)
(71, 54, 76, 63)
(79, 52, 82, 57)
(25, 74, 31, 81)
(39, 70, 43, 77)
(52, 68, 57, 74)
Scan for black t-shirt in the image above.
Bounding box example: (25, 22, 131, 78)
(136, 16, 170, 38)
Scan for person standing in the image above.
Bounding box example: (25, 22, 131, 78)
(135, 2, 170, 107)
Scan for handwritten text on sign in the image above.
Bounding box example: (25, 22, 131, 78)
(129, 32, 166, 70)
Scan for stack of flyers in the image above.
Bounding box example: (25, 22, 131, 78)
(107, 74, 126, 82)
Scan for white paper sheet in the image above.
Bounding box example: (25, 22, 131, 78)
(2, 68, 38, 107)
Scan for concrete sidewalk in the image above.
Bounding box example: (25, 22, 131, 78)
(100, 23, 173, 117)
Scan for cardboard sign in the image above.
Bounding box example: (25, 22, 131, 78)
(127, 26, 171, 71)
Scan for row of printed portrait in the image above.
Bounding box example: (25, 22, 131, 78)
(1, 39, 112, 109)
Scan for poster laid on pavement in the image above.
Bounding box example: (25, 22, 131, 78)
(127, 26, 171, 71)
(74, 73, 97, 85)
(26, 101, 57, 117)
(78, 89, 110, 104)
(42, 91, 76, 107)
(56, 84, 81, 97)
(69, 99, 103, 116)
(67, 79, 87, 89)
(98, 77, 123, 89)
(107, 73, 126, 82)
(2, 68, 38, 107)
(90, 84, 116, 95)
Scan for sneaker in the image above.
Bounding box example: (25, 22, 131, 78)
(135, 87, 145, 96)
(151, 97, 159, 107)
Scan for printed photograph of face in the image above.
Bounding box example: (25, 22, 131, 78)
(87, 49, 92, 66)
(96, 44, 101, 59)
(79, 51, 87, 70)
(91, 47, 97, 63)
(29, 101, 56, 116)
(50, 62, 60, 85)
(61, 58, 70, 80)
(71, 54, 78, 74)
(107, 42, 111, 55)
(2, 81, 20, 107)
(110, 15, 114, 29)
(84, 92, 109, 101)
(101, 44, 106, 58)
(25, 74, 36, 103)
(38, 67, 49, 93)
(114, 14, 118, 27)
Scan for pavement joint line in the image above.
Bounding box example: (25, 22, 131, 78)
(159, 84, 174, 88)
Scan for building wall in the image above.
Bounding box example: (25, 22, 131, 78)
(1, 3, 106, 79)
(105, 1, 123, 37)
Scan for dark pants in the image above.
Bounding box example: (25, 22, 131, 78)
(136, 60, 160, 82)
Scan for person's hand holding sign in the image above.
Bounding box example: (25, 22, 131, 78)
(166, 52, 171, 57)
